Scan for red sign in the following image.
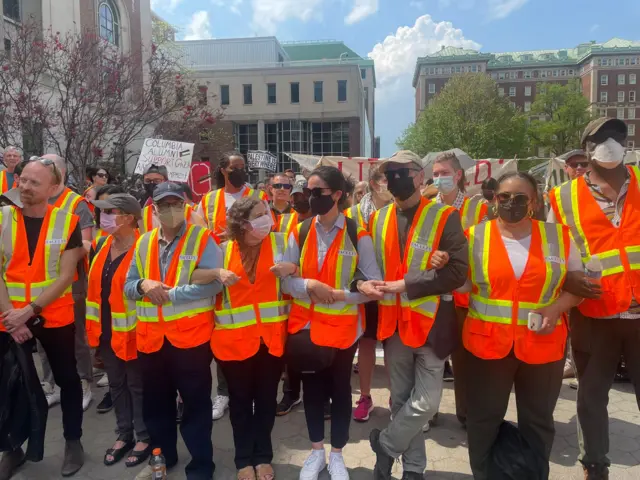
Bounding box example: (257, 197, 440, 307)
(188, 161, 211, 202)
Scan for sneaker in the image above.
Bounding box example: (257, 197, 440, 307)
(353, 395, 374, 422)
(42, 382, 61, 408)
(81, 380, 92, 411)
(212, 395, 229, 420)
(328, 452, 349, 479)
(324, 400, 331, 420)
(443, 360, 454, 382)
(96, 392, 113, 414)
(299, 449, 326, 480)
(97, 374, 109, 387)
(369, 428, 393, 480)
(276, 393, 302, 416)
(135, 464, 154, 480)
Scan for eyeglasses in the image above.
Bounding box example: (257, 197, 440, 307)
(496, 192, 530, 206)
(143, 178, 164, 185)
(567, 162, 589, 169)
(309, 187, 332, 198)
(95, 172, 108, 178)
(272, 183, 293, 191)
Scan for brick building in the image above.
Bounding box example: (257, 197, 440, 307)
(413, 38, 640, 150)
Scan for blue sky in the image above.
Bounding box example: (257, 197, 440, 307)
(150, 0, 640, 157)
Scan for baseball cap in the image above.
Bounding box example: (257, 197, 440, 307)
(91, 194, 142, 219)
(291, 181, 308, 196)
(581, 118, 627, 147)
(378, 150, 424, 173)
(153, 182, 185, 203)
(558, 149, 587, 163)
(143, 164, 169, 179)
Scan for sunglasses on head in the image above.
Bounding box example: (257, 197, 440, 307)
(31, 157, 62, 183)
(272, 183, 293, 191)
(567, 162, 589, 169)
(496, 192, 530, 206)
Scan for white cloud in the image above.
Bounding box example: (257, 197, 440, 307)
(212, 0, 243, 15)
(345, 0, 379, 25)
(251, 0, 323, 35)
(409, 0, 426, 8)
(487, 0, 528, 20)
(150, 0, 185, 11)
(590, 24, 600, 33)
(184, 11, 212, 40)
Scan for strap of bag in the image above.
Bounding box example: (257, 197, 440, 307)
(298, 216, 359, 251)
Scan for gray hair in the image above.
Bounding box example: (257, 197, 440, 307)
(4, 146, 21, 156)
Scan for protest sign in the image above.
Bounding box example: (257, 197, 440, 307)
(462, 158, 517, 196)
(135, 138, 194, 182)
(247, 151, 278, 172)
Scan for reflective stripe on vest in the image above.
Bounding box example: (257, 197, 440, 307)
(54, 188, 83, 214)
(277, 213, 297, 235)
(344, 204, 365, 229)
(460, 196, 486, 230)
(204, 188, 260, 231)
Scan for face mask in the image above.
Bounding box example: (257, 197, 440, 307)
(592, 137, 625, 169)
(144, 183, 158, 197)
(293, 199, 311, 214)
(228, 169, 247, 188)
(310, 194, 335, 216)
(157, 205, 185, 229)
(497, 201, 529, 224)
(247, 214, 273, 241)
(433, 175, 456, 194)
(99, 213, 119, 234)
(387, 176, 416, 201)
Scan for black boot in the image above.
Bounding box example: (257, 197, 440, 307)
(370, 428, 393, 480)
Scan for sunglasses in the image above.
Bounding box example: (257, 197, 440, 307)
(272, 183, 293, 191)
(95, 172, 108, 178)
(384, 168, 420, 179)
(309, 187, 332, 198)
(567, 162, 589, 169)
(144, 178, 164, 185)
(31, 157, 63, 184)
(496, 192, 530, 206)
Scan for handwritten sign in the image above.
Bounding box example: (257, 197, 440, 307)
(135, 138, 194, 182)
(247, 150, 278, 172)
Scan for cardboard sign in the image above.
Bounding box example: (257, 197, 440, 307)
(247, 150, 278, 172)
(285, 153, 378, 181)
(135, 138, 194, 182)
(463, 159, 518, 196)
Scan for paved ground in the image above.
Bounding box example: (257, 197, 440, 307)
(10, 358, 640, 480)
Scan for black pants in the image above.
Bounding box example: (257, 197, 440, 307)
(23, 324, 83, 441)
(217, 345, 283, 469)
(138, 339, 214, 480)
(301, 342, 357, 449)
(283, 364, 302, 399)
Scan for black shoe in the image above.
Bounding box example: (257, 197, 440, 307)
(583, 463, 609, 480)
(276, 393, 302, 416)
(176, 400, 184, 424)
(96, 392, 113, 414)
(0, 448, 25, 480)
(323, 400, 331, 420)
(401, 472, 424, 480)
(370, 429, 393, 480)
(443, 361, 454, 382)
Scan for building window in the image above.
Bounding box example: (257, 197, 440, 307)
(361, 68, 366, 79)
(541, 71, 547, 78)
(629, 108, 636, 119)
(437, 67, 443, 75)
(3, 0, 20, 22)
(498, 88, 505, 97)
(243, 84, 252, 105)
(290, 82, 299, 104)
(629, 124, 636, 136)
(599, 108, 607, 117)
(618, 74, 626, 85)
(491, 73, 498, 80)
(509, 87, 516, 97)
(631, 74, 637, 85)
(235, 123, 258, 155)
(510, 72, 517, 79)
(618, 91, 625, 102)
(267, 83, 276, 104)
(98, 1, 120, 46)
(628, 141, 635, 149)
(601, 91, 608, 102)
(337, 80, 347, 102)
(524, 86, 532, 97)
(198, 86, 207, 106)
(311, 121, 350, 156)
(569, 69, 574, 76)
(455, 66, 461, 73)
(560, 70, 566, 76)
(499, 72, 505, 80)
(524, 71, 532, 79)
(524, 101, 531, 112)
(314, 81, 323, 102)
(220, 85, 229, 106)
(601, 75, 608, 86)
(471, 65, 478, 73)
(617, 107, 625, 119)
(428, 83, 435, 94)
(553, 70, 559, 77)
(631, 91, 636, 102)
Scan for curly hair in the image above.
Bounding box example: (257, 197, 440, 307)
(215, 151, 245, 189)
(226, 196, 262, 242)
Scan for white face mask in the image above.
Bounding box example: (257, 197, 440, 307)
(247, 214, 273, 241)
(592, 137, 626, 169)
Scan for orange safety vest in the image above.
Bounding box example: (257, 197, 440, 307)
(140, 203, 195, 233)
(370, 197, 454, 347)
(133, 224, 214, 353)
(344, 204, 367, 229)
(276, 211, 299, 235)
(0, 170, 14, 193)
(211, 233, 289, 361)
(86, 234, 139, 361)
(463, 220, 570, 364)
(288, 218, 367, 349)
(53, 187, 85, 214)
(0, 205, 78, 330)
(549, 165, 640, 318)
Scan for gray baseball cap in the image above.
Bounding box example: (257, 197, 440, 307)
(143, 164, 169, 179)
(153, 182, 185, 203)
(291, 181, 308, 196)
(92, 193, 142, 219)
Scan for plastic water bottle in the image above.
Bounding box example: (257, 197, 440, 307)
(150, 448, 167, 480)
(585, 255, 603, 286)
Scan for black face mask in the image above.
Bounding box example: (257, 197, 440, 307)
(144, 183, 158, 197)
(482, 191, 495, 201)
(293, 200, 311, 214)
(387, 176, 416, 201)
(497, 201, 529, 223)
(228, 169, 247, 188)
(310, 194, 335, 216)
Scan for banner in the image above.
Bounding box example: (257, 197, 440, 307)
(462, 158, 518, 196)
(247, 150, 278, 172)
(135, 138, 194, 182)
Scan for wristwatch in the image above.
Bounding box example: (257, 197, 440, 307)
(29, 302, 42, 315)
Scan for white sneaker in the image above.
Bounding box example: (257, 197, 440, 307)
(42, 382, 61, 408)
(212, 395, 229, 420)
(81, 379, 92, 411)
(328, 452, 350, 479)
(135, 464, 153, 480)
(299, 449, 326, 480)
(97, 374, 109, 387)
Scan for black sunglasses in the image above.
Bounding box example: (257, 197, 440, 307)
(309, 187, 332, 198)
(384, 168, 420, 179)
(272, 183, 293, 191)
(567, 162, 589, 169)
(496, 192, 530, 206)
(95, 172, 108, 178)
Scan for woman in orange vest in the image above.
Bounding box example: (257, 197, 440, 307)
(460, 172, 584, 479)
(281, 166, 382, 479)
(93, 185, 125, 243)
(86, 193, 151, 468)
(191, 197, 287, 480)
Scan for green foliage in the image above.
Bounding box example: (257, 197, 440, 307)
(397, 73, 528, 158)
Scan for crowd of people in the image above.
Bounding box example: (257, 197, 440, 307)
(0, 116, 637, 480)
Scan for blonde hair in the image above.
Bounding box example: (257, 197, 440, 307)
(434, 151, 466, 192)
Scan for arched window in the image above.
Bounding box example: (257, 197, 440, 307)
(98, 1, 120, 46)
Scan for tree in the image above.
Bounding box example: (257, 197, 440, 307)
(0, 21, 228, 182)
(397, 73, 528, 159)
(527, 80, 593, 156)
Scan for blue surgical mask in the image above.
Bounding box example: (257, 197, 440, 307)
(434, 175, 456, 194)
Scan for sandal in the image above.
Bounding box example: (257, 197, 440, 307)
(256, 464, 275, 480)
(104, 439, 135, 466)
(237, 466, 256, 480)
(125, 442, 152, 468)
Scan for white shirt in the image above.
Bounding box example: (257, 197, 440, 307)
(503, 234, 583, 280)
(224, 186, 248, 211)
